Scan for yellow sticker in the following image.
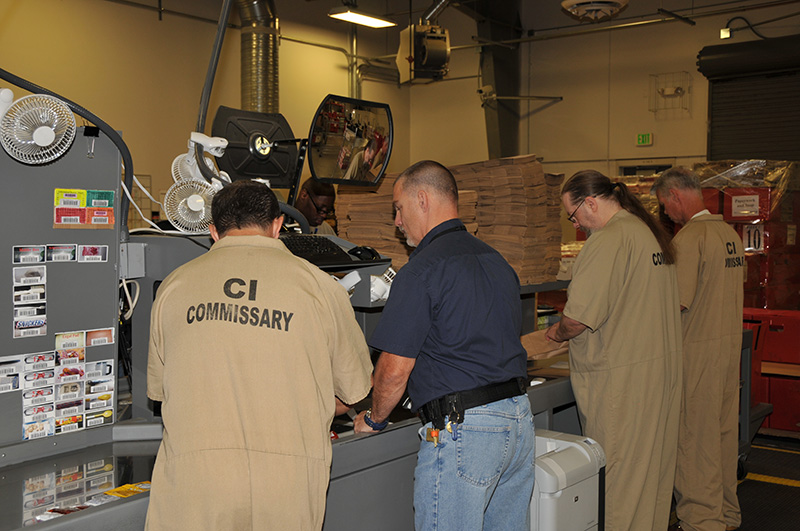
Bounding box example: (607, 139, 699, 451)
(54, 189, 87, 208)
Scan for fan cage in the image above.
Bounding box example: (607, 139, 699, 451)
(171, 152, 220, 183)
(0, 94, 76, 164)
(164, 181, 215, 233)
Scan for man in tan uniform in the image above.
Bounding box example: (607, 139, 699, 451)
(655, 167, 744, 531)
(546, 170, 682, 530)
(146, 180, 372, 530)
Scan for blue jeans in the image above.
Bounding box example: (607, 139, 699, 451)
(414, 395, 535, 531)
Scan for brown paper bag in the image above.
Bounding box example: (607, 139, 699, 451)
(521, 329, 569, 360)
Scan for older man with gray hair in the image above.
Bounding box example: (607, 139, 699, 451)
(654, 166, 744, 531)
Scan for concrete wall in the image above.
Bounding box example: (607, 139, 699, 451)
(519, 0, 800, 179)
(518, 0, 800, 239)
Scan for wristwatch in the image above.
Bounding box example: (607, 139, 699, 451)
(363, 409, 388, 431)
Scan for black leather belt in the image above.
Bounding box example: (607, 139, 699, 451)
(418, 378, 527, 429)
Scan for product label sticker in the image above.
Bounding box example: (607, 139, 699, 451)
(56, 364, 85, 383)
(86, 360, 114, 380)
(57, 466, 81, 480)
(56, 381, 84, 401)
(85, 458, 114, 477)
(13, 246, 46, 264)
(55, 480, 85, 499)
(55, 415, 85, 435)
(13, 266, 46, 286)
(85, 391, 114, 411)
(14, 316, 47, 338)
(22, 386, 55, 407)
(55, 399, 84, 417)
(13, 284, 46, 305)
(23, 403, 55, 423)
(1, 373, 21, 393)
(54, 207, 86, 225)
(57, 348, 85, 365)
(46, 245, 77, 262)
(87, 190, 115, 208)
(24, 352, 55, 371)
(85, 473, 114, 494)
(86, 458, 114, 475)
(23, 418, 55, 440)
(86, 377, 114, 395)
(731, 195, 759, 217)
(23, 491, 55, 511)
(77, 245, 108, 262)
(85, 408, 114, 428)
(55, 331, 85, 350)
(0, 355, 24, 375)
(23, 369, 55, 389)
(24, 473, 56, 495)
(54, 189, 87, 208)
(15, 303, 46, 318)
(86, 207, 115, 226)
(86, 328, 114, 346)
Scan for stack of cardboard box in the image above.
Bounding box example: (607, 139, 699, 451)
(336, 155, 563, 285)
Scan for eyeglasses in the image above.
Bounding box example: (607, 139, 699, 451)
(308, 194, 334, 216)
(566, 197, 587, 223)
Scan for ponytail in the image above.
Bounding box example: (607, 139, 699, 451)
(563, 170, 675, 264)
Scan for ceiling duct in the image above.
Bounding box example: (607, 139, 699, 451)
(421, 0, 452, 24)
(236, 0, 279, 113)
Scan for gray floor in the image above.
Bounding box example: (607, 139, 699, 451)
(736, 433, 800, 530)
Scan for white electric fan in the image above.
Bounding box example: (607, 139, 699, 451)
(0, 88, 76, 164)
(170, 131, 229, 183)
(163, 178, 218, 233)
(163, 132, 229, 234)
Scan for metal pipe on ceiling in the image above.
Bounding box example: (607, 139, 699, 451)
(421, 0, 452, 24)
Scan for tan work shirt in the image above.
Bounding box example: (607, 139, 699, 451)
(146, 235, 372, 531)
(564, 209, 682, 530)
(675, 213, 744, 339)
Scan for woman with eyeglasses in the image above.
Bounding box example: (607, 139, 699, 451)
(545, 169, 682, 531)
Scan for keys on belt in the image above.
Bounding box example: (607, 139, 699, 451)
(425, 420, 458, 447)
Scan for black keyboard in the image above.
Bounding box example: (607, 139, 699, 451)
(280, 234, 356, 267)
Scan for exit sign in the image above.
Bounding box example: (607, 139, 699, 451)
(637, 133, 654, 146)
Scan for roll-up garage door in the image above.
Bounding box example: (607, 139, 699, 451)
(698, 34, 800, 161)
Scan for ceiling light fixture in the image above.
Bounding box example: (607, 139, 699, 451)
(328, 6, 396, 28)
(561, 0, 629, 22)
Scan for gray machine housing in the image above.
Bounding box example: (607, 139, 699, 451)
(531, 429, 606, 531)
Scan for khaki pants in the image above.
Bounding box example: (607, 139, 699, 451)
(674, 338, 742, 531)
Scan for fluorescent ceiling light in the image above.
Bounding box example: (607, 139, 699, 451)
(328, 6, 396, 28)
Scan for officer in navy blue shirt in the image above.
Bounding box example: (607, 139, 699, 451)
(354, 160, 535, 530)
